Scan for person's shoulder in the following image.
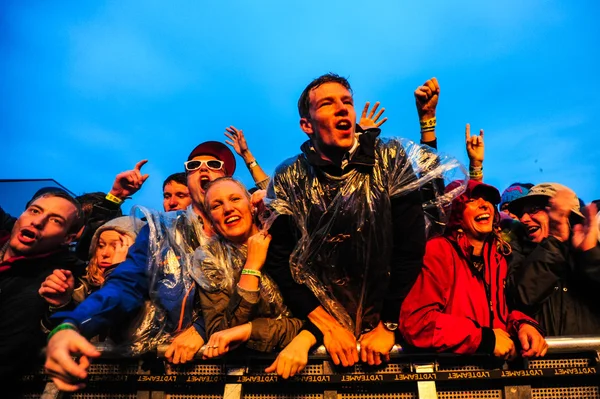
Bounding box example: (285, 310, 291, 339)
(273, 153, 304, 176)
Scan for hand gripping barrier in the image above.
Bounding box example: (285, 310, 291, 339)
(26, 336, 600, 399)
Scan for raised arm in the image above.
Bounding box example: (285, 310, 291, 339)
(225, 126, 270, 189)
(414, 77, 440, 147)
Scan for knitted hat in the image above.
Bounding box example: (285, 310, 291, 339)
(187, 141, 236, 176)
(508, 182, 584, 221)
(88, 216, 141, 259)
(500, 183, 532, 208)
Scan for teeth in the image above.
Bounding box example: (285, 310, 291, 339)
(475, 214, 490, 221)
(225, 216, 240, 223)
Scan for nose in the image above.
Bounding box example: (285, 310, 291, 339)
(168, 197, 178, 209)
(334, 100, 349, 116)
(520, 212, 532, 223)
(476, 198, 489, 209)
(30, 215, 46, 229)
(222, 200, 234, 213)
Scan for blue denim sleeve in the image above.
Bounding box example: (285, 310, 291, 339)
(53, 225, 151, 338)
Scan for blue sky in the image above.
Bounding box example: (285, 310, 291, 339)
(2, 0, 599, 215)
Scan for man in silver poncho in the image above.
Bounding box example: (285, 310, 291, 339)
(265, 73, 448, 367)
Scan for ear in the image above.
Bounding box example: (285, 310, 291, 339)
(300, 118, 314, 135)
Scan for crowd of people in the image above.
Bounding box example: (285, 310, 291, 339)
(1, 74, 599, 392)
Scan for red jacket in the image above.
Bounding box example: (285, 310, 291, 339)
(400, 233, 539, 354)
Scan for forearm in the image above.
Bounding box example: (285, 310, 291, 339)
(246, 317, 304, 352)
(200, 288, 258, 337)
(240, 150, 270, 187)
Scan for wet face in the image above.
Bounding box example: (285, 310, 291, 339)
(519, 201, 550, 243)
(300, 82, 357, 155)
(7, 196, 78, 258)
(461, 196, 495, 241)
(186, 155, 226, 209)
(95, 230, 127, 268)
(163, 181, 191, 212)
(205, 180, 256, 245)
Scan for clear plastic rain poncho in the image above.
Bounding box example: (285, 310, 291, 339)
(109, 205, 206, 356)
(189, 214, 290, 320)
(266, 136, 467, 336)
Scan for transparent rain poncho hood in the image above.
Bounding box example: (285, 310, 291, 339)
(266, 135, 466, 335)
(111, 205, 206, 356)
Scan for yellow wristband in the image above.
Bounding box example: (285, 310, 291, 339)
(420, 117, 436, 128)
(106, 192, 124, 205)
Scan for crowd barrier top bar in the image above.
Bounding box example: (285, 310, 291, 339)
(93, 335, 600, 360)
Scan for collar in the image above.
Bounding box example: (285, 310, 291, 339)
(301, 126, 380, 176)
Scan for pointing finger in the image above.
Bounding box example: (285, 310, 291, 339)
(134, 159, 148, 172)
(465, 123, 471, 141)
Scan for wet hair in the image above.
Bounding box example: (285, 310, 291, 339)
(30, 190, 84, 234)
(297, 73, 352, 119)
(163, 172, 188, 190)
(76, 192, 107, 221)
(203, 177, 251, 214)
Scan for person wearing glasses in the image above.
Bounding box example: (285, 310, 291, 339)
(44, 141, 237, 392)
(505, 183, 600, 336)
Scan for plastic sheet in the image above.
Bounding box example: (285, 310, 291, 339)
(190, 213, 290, 319)
(266, 137, 466, 335)
(109, 206, 207, 356)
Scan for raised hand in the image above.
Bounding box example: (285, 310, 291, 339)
(359, 102, 388, 129)
(112, 233, 134, 265)
(572, 203, 598, 252)
(465, 123, 484, 167)
(39, 269, 75, 307)
(109, 160, 150, 200)
(414, 77, 440, 120)
(244, 231, 272, 271)
(548, 189, 579, 242)
(224, 126, 250, 159)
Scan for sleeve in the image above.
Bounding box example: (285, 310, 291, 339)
(75, 197, 122, 261)
(199, 286, 260, 338)
(52, 225, 150, 338)
(506, 236, 568, 315)
(399, 239, 491, 355)
(246, 316, 304, 353)
(263, 215, 322, 318)
(507, 310, 545, 337)
(574, 244, 600, 284)
(380, 190, 425, 322)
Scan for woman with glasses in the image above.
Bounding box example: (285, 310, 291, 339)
(191, 177, 319, 378)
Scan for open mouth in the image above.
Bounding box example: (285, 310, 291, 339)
(225, 216, 241, 225)
(18, 228, 38, 244)
(335, 119, 352, 131)
(474, 213, 491, 222)
(526, 225, 540, 235)
(200, 176, 210, 190)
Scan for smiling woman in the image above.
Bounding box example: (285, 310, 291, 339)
(191, 177, 318, 379)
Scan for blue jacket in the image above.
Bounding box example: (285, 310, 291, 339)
(54, 224, 206, 341)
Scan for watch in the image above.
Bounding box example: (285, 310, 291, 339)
(383, 322, 399, 331)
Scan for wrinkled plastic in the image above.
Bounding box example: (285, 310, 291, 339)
(108, 206, 206, 356)
(267, 137, 467, 335)
(190, 214, 290, 319)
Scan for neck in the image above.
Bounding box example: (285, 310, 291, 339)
(313, 140, 353, 167)
(2, 246, 15, 262)
(465, 234, 486, 256)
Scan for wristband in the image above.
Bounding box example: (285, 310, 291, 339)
(241, 269, 262, 278)
(247, 160, 258, 169)
(106, 192, 124, 205)
(420, 126, 436, 133)
(48, 323, 78, 341)
(469, 165, 483, 172)
(419, 117, 436, 129)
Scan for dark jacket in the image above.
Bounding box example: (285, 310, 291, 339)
(507, 236, 600, 336)
(265, 129, 426, 336)
(401, 234, 540, 354)
(0, 235, 84, 382)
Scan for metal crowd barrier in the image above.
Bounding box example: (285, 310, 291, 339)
(18, 336, 600, 399)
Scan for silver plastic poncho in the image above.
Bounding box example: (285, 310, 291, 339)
(110, 206, 206, 356)
(267, 136, 466, 335)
